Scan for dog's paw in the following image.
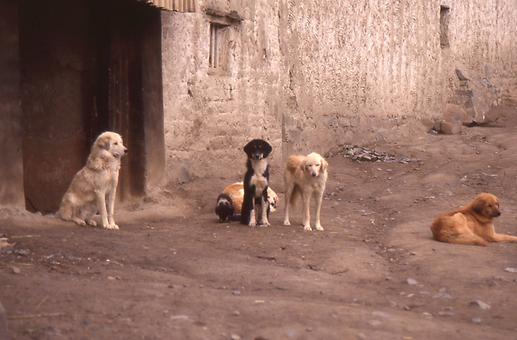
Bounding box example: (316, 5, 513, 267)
(283, 219, 291, 226)
(73, 219, 87, 226)
(105, 223, 119, 230)
(259, 222, 270, 227)
(86, 219, 97, 227)
(314, 224, 324, 231)
(249, 221, 257, 227)
(303, 225, 312, 231)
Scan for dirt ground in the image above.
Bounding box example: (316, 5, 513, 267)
(2, 103, 517, 340)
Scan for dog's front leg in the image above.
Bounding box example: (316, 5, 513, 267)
(260, 191, 270, 226)
(302, 190, 312, 231)
(95, 190, 110, 229)
(314, 190, 324, 231)
(107, 178, 119, 230)
(249, 197, 256, 227)
(489, 232, 517, 243)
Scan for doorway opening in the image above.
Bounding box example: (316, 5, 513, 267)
(19, 0, 164, 213)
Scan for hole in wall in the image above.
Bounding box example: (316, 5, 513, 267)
(440, 5, 450, 48)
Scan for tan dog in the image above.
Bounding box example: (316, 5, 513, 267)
(283, 152, 328, 231)
(431, 193, 517, 246)
(57, 132, 127, 230)
(215, 182, 278, 222)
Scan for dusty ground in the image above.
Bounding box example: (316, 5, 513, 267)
(2, 103, 517, 340)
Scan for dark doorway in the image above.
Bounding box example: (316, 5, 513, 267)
(20, 0, 164, 213)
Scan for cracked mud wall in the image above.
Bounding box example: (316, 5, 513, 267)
(161, 0, 517, 184)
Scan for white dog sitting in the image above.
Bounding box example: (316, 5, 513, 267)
(57, 131, 127, 230)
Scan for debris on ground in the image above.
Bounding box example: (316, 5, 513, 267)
(343, 145, 414, 163)
(406, 278, 418, 285)
(469, 300, 491, 310)
(0, 236, 14, 251)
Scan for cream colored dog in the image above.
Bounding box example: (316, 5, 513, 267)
(57, 131, 127, 230)
(283, 152, 328, 231)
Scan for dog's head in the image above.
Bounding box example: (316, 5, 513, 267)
(267, 187, 279, 212)
(243, 139, 272, 160)
(471, 193, 501, 219)
(303, 152, 328, 177)
(95, 132, 128, 159)
(215, 193, 234, 222)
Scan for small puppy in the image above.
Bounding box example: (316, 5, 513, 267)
(283, 152, 328, 231)
(57, 131, 127, 230)
(215, 182, 278, 222)
(240, 139, 273, 227)
(431, 193, 517, 246)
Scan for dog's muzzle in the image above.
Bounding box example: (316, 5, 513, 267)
(251, 153, 263, 160)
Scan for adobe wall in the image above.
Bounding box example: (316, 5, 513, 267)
(0, 0, 24, 207)
(161, 0, 288, 184)
(161, 0, 517, 184)
(284, 0, 444, 150)
(442, 0, 517, 120)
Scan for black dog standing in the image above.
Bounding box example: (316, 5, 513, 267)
(241, 139, 272, 227)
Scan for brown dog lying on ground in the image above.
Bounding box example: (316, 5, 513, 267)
(215, 182, 279, 222)
(431, 193, 517, 246)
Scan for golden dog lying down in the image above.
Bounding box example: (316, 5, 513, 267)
(431, 193, 517, 246)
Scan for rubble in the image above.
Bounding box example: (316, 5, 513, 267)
(0, 236, 14, 251)
(343, 145, 414, 163)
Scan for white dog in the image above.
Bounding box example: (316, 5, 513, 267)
(57, 131, 127, 230)
(283, 152, 328, 231)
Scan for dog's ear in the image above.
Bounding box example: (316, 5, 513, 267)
(471, 198, 486, 216)
(321, 158, 328, 172)
(97, 135, 111, 150)
(243, 141, 253, 156)
(263, 141, 273, 157)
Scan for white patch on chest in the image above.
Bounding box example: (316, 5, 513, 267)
(250, 158, 268, 197)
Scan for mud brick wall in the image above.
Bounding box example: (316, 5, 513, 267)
(161, 0, 288, 185)
(161, 0, 517, 184)
(442, 0, 517, 120)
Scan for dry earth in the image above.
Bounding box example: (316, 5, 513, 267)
(1, 103, 517, 340)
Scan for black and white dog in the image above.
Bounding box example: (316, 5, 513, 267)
(240, 139, 272, 227)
